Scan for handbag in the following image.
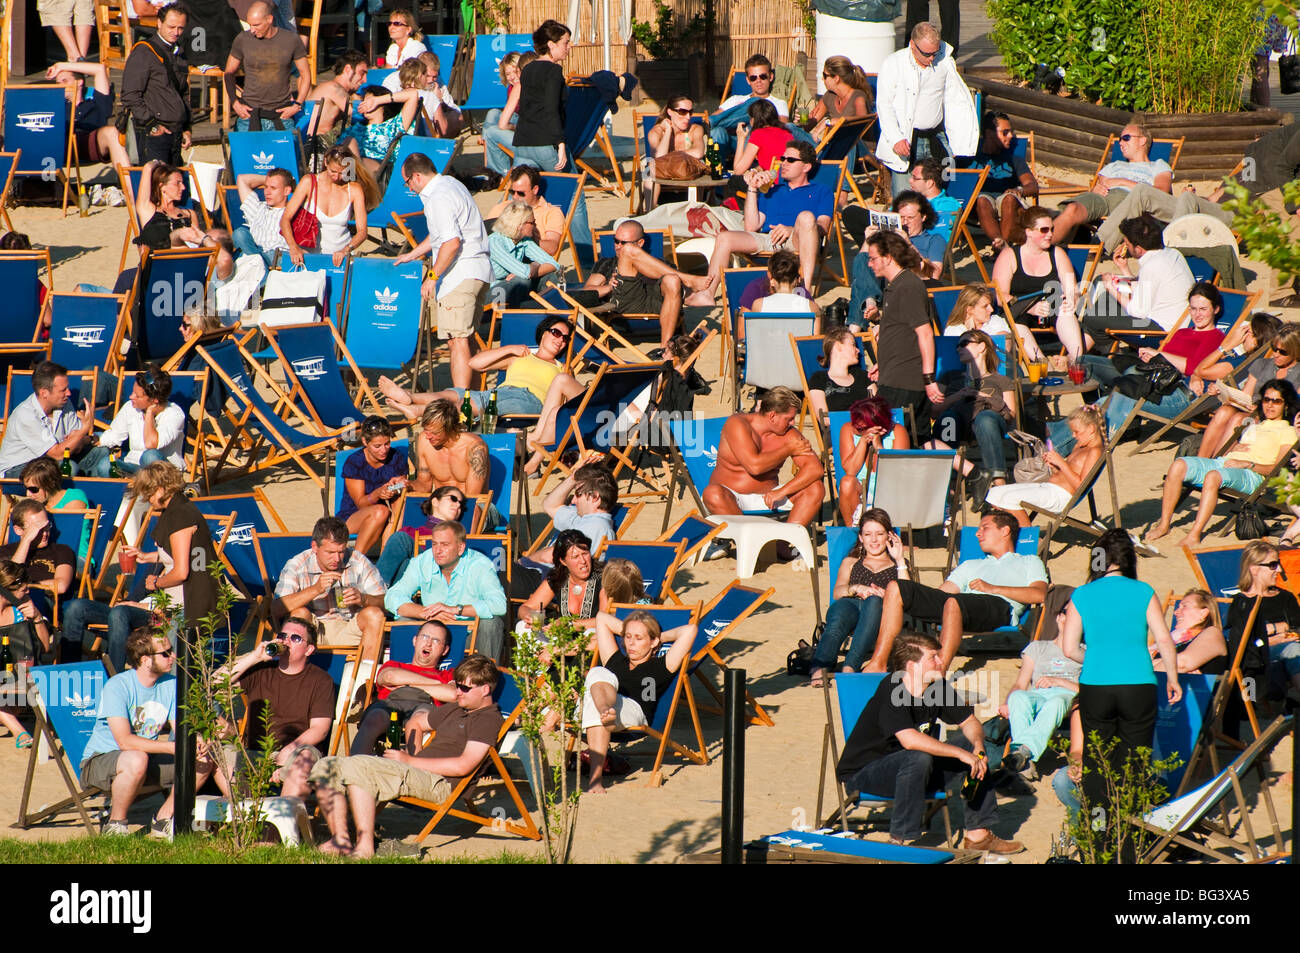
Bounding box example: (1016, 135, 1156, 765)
(1234, 502, 1268, 540)
(653, 150, 708, 180)
(1281, 33, 1300, 95)
(1113, 355, 1183, 401)
(259, 267, 327, 326)
(1009, 429, 1052, 482)
(290, 175, 320, 250)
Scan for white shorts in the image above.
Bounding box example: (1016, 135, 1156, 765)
(580, 667, 650, 731)
(725, 486, 793, 513)
(985, 481, 1072, 515)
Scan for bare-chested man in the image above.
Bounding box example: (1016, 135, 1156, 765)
(305, 49, 369, 145)
(408, 399, 502, 529)
(702, 386, 824, 556)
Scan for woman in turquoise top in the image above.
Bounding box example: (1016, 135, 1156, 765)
(20, 457, 91, 572)
(341, 84, 421, 174)
(1061, 529, 1181, 814)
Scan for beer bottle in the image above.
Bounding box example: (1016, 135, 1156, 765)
(60, 449, 73, 478)
(460, 393, 475, 431)
(109, 449, 123, 478)
(481, 390, 498, 435)
(386, 711, 404, 752)
(0, 635, 12, 677)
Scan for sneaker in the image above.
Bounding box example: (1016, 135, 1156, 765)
(148, 816, 173, 841)
(101, 819, 131, 837)
(701, 540, 731, 561)
(101, 186, 126, 207)
(1004, 744, 1032, 774)
(962, 832, 1025, 855)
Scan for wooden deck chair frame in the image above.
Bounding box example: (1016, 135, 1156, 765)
(0, 248, 55, 365)
(261, 316, 385, 434)
(718, 265, 766, 405)
(116, 163, 213, 273)
(547, 287, 654, 364)
(688, 579, 776, 727)
(1037, 135, 1186, 197)
(565, 74, 626, 197)
(195, 339, 339, 493)
(606, 602, 709, 784)
(542, 170, 589, 282)
(397, 669, 542, 841)
(3, 83, 80, 216)
(1136, 338, 1270, 453)
(597, 539, 687, 604)
(946, 166, 991, 284)
(0, 149, 19, 232)
(1134, 713, 1291, 864)
(814, 116, 876, 207)
(1022, 396, 1136, 557)
(655, 507, 726, 565)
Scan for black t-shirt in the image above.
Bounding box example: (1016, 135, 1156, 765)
(1225, 589, 1300, 680)
(75, 88, 115, 135)
(604, 651, 673, 724)
(154, 493, 219, 623)
(513, 60, 566, 148)
(809, 365, 873, 413)
(836, 675, 973, 782)
(876, 269, 931, 392)
(0, 541, 75, 592)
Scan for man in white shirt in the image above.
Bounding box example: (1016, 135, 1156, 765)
(1051, 122, 1174, 245)
(393, 152, 491, 391)
(0, 360, 98, 477)
(91, 364, 187, 474)
(1080, 212, 1194, 350)
(231, 168, 293, 266)
(875, 22, 978, 197)
(712, 54, 789, 119)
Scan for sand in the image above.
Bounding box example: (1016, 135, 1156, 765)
(0, 108, 1291, 863)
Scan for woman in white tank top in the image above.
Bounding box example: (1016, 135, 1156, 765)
(280, 145, 371, 267)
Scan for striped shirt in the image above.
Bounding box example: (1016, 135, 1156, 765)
(274, 547, 385, 618)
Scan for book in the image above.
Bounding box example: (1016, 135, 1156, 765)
(868, 209, 901, 230)
(1216, 382, 1255, 412)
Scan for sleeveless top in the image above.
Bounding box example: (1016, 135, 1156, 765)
(503, 353, 561, 402)
(1008, 245, 1061, 301)
(137, 208, 190, 249)
(1173, 627, 1227, 676)
(311, 177, 352, 254)
(847, 560, 898, 590)
(848, 430, 897, 499)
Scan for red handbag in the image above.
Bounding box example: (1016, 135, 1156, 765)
(290, 174, 320, 249)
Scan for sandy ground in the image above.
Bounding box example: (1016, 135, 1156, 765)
(0, 106, 1292, 863)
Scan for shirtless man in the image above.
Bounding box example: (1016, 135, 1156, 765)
(408, 399, 499, 527)
(702, 386, 824, 556)
(305, 49, 369, 145)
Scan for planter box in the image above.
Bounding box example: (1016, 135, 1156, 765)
(966, 76, 1289, 179)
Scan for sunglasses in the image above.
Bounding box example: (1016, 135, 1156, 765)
(669, 107, 692, 115)
(747, 72, 770, 81)
(153, 647, 175, 658)
(613, 237, 638, 246)
(913, 43, 940, 58)
(1030, 225, 1053, 234)
(24, 485, 40, 494)
(779, 155, 802, 163)
(821, 72, 833, 79)
(441, 495, 466, 506)
(278, 632, 306, 644)
(1119, 133, 1140, 142)
(546, 326, 571, 340)
(456, 681, 480, 693)
(1260, 560, 1282, 570)
(509, 188, 528, 197)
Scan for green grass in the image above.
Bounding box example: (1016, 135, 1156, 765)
(0, 836, 542, 864)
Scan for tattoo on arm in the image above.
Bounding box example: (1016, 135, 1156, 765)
(468, 446, 489, 486)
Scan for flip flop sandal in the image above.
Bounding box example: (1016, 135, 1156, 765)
(15, 731, 32, 749)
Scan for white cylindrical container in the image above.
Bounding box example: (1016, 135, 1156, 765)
(815, 13, 897, 93)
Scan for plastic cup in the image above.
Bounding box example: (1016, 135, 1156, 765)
(1068, 362, 1086, 385)
(119, 550, 137, 574)
(1027, 361, 1043, 384)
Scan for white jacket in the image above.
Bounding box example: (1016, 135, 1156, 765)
(875, 42, 979, 174)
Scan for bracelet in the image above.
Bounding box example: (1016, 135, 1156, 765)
(922, 373, 935, 384)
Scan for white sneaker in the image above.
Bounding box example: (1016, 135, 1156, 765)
(101, 819, 131, 836)
(148, 816, 173, 841)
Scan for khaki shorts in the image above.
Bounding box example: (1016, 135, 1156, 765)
(309, 754, 452, 804)
(217, 742, 320, 793)
(1070, 189, 1129, 222)
(436, 279, 488, 340)
(37, 0, 93, 27)
(81, 750, 174, 793)
(317, 614, 364, 648)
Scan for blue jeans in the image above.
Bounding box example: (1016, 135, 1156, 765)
(1051, 766, 1082, 823)
(1047, 385, 1192, 455)
(84, 448, 166, 478)
(235, 117, 289, 132)
(889, 130, 952, 197)
(513, 145, 593, 269)
(1006, 686, 1076, 761)
(847, 734, 997, 842)
(73, 445, 111, 478)
(482, 110, 516, 176)
(972, 410, 1010, 477)
(60, 598, 153, 674)
(376, 532, 415, 587)
(812, 596, 883, 672)
(848, 250, 883, 326)
(270, 0, 295, 29)
(355, 0, 382, 31)
(232, 226, 278, 269)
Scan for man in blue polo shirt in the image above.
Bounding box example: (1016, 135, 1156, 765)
(685, 139, 833, 307)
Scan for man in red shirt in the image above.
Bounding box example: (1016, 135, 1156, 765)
(348, 621, 457, 755)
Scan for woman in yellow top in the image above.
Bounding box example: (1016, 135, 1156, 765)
(1148, 379, 1300, 548)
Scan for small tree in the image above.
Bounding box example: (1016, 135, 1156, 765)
(1055, 732, 1183, 864)
(511, 616, 589, 864)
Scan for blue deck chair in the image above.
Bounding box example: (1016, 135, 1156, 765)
(117, 164, 211, 272)
(930, 285, 963, 330)
(0, 249, 52, 369)
(5, 369, 94, 430)
(950, 525, 1043, 647)
(391, 208, 428, 251)
(522, 501, 642, 560)
(47, 292, 128, 376)
(3, 85, 78, 215)
(1186, 543, 1246, 604)
(458, 33, 534, 111)
(223, 128, 303, 181)
(609, 602, 709, 781)
(363, 134, 457, 249)
(630, 109, 708, 213)
(15, 661, 123, 833)
(388, 618, 475, 668)
(262, 318, 382, 435)
(807, 158, 851, 286)
(1151, 671, 1218, 795)
(656, 508, 725, 562)
(298, 253, 352, 324)
(465, 533, 512, 594)
(219, 183, 255, 233)
(869, 449, 956, 574)
(538, 170, 591, 278)
(596, 539, 685, 603)
(758, 829, 969, 863)
(944, 166, 990, 284)
(531, 361, 663, 493)
(131, 247, 217, 365)
(1137, 713, 1290, 863)
(250, 531, 316, 641)
(339, 256, 425, 380)
(719, 266, 766, 399)
(1185, 254, 1217, 285)
(0, 150, 18, 231)
(564, 79, 623, 197)
(815, 116, 876, 204)
(63, 477, 129, 596)
(422, 35, 460, 75)
(332, 439, 411, 515)
(192, 491, 284, 612)
(1064, 243, 1103, 287)
(195, 338, 339, 493)
(481, 431, 520, 536)
(688, 579, 776, 726)
(816, 672, 954, 837)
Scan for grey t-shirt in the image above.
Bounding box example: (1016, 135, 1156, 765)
(1021, 638, 1082, 683)
(553, 505, 615, 553)
(230, 27, 307, 110)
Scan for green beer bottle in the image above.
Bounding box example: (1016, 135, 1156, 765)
(386, 711, 404, 752)
(60, 449, 72, 478)
(109, 449, 123, 478)
(460, 393, 476, 432)
(0, 635, 13, 677)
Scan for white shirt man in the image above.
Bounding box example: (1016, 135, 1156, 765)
(98, 391, 187, 469)
(0, 361, 95, 476)
(875, 23, 978, 187)
(234, 169, 293, 257)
